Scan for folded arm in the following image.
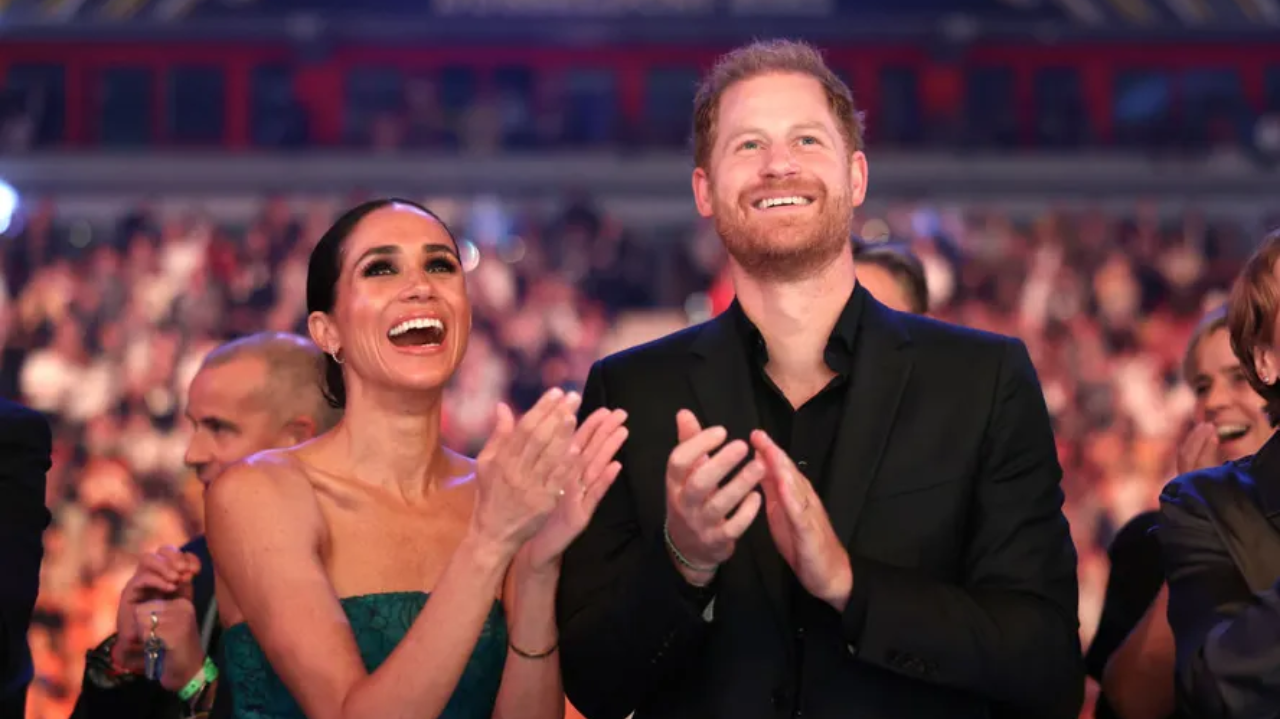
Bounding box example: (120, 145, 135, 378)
(1101, 584, 1176, 719)
(1087, 512, 1174, 719)
(1160, 478, 1280, 718)
(838, 340, 1083, 717)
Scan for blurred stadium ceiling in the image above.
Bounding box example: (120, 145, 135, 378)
(0, 0, 1276, 40)
(1038, 0, 1279, 25)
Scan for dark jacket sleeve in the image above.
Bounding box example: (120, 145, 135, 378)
(838, 339, 1085, 718)
(0, 402, 52, 700)
(69, 635, 186, 719)
(1159, 476, 1280, 718)
(1084, 511, 1165, 682)
(557, 359, 716, 719)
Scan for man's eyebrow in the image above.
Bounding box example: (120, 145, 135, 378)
(721, 122, 835, 147)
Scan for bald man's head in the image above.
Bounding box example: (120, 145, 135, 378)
(184, 332, 341, 485)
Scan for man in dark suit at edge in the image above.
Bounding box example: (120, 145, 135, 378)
(556, 39, 1083, 719)
(0, 398, 52, 719)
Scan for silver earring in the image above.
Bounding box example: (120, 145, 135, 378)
(330, 349, 344, 365)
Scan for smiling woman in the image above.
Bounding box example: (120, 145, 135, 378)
(1182, 306, 1271, 464)
(304, 202, 469, 407)
(202, 198, 630, 719)
(388, 317, 446, 348)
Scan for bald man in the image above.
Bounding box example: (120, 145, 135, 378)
(72, 332, 340, 719)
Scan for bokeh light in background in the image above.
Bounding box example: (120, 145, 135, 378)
(0, 181, 17, 235)
(459, 239, 481, 272)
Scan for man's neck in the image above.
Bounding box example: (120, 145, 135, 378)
(732, 247, 856, 396)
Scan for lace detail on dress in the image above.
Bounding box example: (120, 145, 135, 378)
(220, 592, 506, 719)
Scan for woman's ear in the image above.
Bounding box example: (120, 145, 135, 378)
(308, 311, 340, 356)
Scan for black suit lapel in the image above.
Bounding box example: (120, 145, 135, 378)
(688, 312, 791, 633)
(823, 297, 913, 547)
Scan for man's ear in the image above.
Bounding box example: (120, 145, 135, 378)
(692, 167, 714, 219)
(278, 416, 319, 446)
(848, 150, 868, 207)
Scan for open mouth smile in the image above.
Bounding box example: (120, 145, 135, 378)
(752, 195, 814, 210)
(387, 316, 446, 350)
(1215, 423, 1250, 442)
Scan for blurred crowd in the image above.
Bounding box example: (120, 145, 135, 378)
(2, 192, 1278, 718)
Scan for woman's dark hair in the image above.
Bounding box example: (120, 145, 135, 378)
(306, 197, 459, 409)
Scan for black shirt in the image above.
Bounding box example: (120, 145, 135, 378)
(730, 288, 861, 499)
(728, 286, 863, 715)
(1086, 510, 1180, 719)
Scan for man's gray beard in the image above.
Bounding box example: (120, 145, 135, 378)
(716, 198, 853, 283)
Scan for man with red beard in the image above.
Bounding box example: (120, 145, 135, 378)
(557, 40, 1083, 719)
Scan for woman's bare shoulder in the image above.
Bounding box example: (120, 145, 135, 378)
(206, 446, 321, 519)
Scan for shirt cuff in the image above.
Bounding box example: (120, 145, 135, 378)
(649, 528, 718, 615)
(840, 554, 876, 653)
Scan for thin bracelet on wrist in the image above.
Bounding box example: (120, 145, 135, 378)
(664, 518, 718, 574)
(509, 638, 558, 660)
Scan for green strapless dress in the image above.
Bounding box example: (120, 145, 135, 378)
(220, 592, 506, 719)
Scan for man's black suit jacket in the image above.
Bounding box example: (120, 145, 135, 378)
(557, 287, 1083, 719)
(0, 399, 52, 719)
(70, 536, 231, 719)
(1159, 431, 1280, 719)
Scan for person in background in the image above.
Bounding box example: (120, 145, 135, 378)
(71, 331, 341, 719)
(852, 239, 929, 315)
(0, 398, 52, 719)
(1088, 305, 1269, 719)
(1160, 228, 1280, 718)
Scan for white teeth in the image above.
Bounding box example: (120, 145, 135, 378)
(755, 196, 812, 209)
(388, 317, 444, 337)
(1216, 424, 1249, 440)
